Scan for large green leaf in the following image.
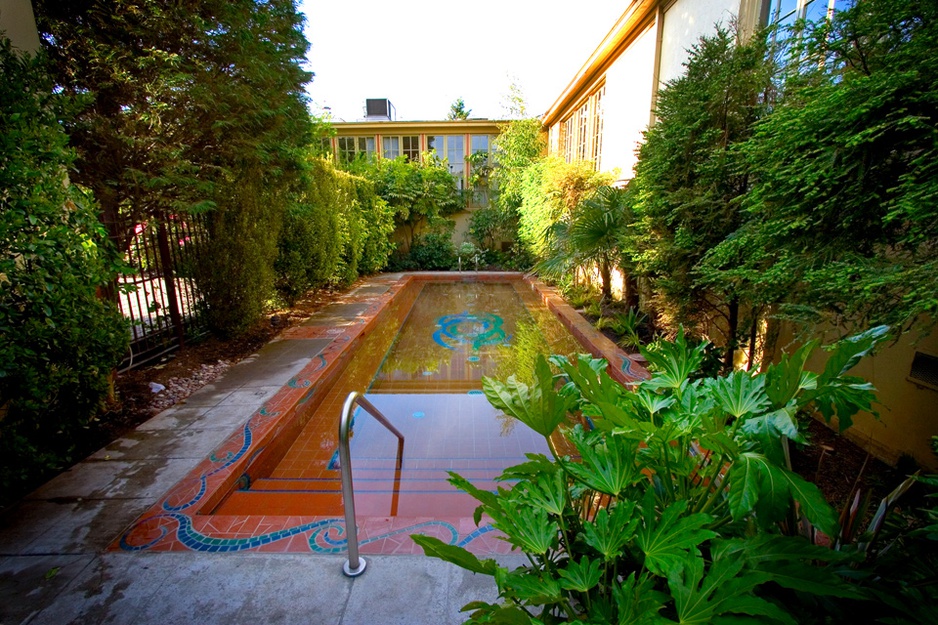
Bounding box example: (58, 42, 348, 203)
(708, 371, 769, 419)
(582, 501, 639, 561)
(757, 562, 863, 598)
(778, 467, 840, 538)
(497, 454, 558, 482)
(637, 496, 717, 577)
(666, 550, 793, 625)
(563, 427, 642, 496)
(557, 557, 603, 592)
(640, 328, 708, 392)
(805, 376, 878, 432)
(495, 567, 563, 605)
(482, 355, 575, 438)
(726, 454, 764, 522)
(763, 340, 818, 408)
(489, 502, 558, 555)
(612, 573, 670, 625)
(411, 534, 497, 575)
(727, 452, 837, 535)
(521, 470, 568, 517)
(555, 353, 624, 407)
(818, 325, 890, 383)
(712, 534, 847, 565)
(461, 603, 534, 625)
(448, 471, 501, 511)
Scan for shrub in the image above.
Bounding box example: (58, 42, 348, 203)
(407, 232, 456, 271)
(200, 172, 282, 334)
(275, 157, 395, 304)
(0, 44, 128, 500)
(415, 327, 894, 623)
(517, 157, 612, 259)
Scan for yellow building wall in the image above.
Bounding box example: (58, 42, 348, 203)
(601, 20, 658, 181)
(659, 0, 747, 83)
(777, 326, 938, 471)
(0, 0, 41, 54)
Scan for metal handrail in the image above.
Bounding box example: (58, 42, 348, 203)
(339, 391, 405, 577)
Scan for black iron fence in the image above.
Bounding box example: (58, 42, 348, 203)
(109, 214, 209, 371)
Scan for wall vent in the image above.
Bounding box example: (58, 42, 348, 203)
(908, 351, 938, 391)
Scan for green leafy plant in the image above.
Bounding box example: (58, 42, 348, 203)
(0, 42, 128, 502)
(595, 308, 647, 350)
(414, 327, 895, 624)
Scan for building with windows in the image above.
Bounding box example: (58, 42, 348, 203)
(543, 0, 837, 182)
(326, 117, 502, 244)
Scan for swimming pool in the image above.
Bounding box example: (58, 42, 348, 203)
(214, 280, 582, 518)
(116, 273, 645, 554)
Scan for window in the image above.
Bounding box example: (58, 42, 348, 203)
(577, 103, 589, 161)
(909, 352, 938, 391)
(562, 118, 574, 163)
(558, 85, 605, 169)
(470, 135, 490, 158)
(446, 135, 466, 188)
(427, 135, 443, 156)
(357, 137, 376, 158)
(336, 136, 375, 162)
(382, 136, 400, 159)
(591, 87, 605, 169)
(426, 135, 467, 187)
(771, 0, 837, 29)
(337, 136, 356, 162)
(402, 136, 420, 161)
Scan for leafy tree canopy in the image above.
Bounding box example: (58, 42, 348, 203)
(447, 97, 471, 120)
(630, 25, 775, 364)
(701, 0, 938, 336)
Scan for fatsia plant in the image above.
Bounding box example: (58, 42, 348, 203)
(414, 327, 891, 624)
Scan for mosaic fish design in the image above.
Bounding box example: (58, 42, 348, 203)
(433, 312, 506, 351)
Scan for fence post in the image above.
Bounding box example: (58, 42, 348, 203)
(157, 219, 186, 346)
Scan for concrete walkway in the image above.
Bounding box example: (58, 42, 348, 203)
(0, 274, 523, 625)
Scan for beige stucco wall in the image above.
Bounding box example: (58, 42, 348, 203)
(659, 0, 741, 84)
(0, 0, 40, 54)
(601, 20, 658, 181)
(777, 326, 938, 471)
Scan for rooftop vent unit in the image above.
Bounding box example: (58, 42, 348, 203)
(365, 98, 396, 121)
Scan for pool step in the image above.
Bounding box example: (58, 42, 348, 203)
(212, 467, 508, 517)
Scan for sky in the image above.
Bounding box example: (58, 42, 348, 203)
(298, 0, 626, 122)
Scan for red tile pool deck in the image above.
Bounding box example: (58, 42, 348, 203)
(112, 272, 648, 555)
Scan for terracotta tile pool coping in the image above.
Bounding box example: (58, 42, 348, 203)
(112, 272, 648, 555)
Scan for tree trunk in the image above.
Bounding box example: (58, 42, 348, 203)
(723, 298, 739, 372)
(747, 306, 760, 371)
(600, 259, 612, 301)
(624, 272, 640, 310)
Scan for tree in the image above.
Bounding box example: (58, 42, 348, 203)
(538, 186, 637, 303)
(631, 26, 775, 368)
(447, 97, 471, 120)
(492, 117, 546, 215)
(34, 0, 314, 336)
(701, 0, 938, 337)
(350, 154, 462, 252)
(518, 157, 613, 261)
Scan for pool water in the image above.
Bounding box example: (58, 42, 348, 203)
(214, 280, 580, 517)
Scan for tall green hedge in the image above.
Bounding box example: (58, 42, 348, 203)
(0, 44, 128, 498)
(275, 156, 394, 304)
